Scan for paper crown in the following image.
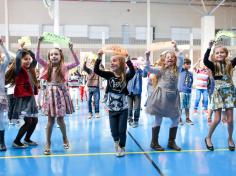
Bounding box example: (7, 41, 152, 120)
(102, 45, 128, 56)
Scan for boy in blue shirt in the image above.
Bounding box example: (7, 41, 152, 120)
(178, 58, 194, 125)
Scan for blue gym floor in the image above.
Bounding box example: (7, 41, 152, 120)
(1, 96, 236, 176)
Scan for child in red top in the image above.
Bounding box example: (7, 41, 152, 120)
(6, 47, 39, 148)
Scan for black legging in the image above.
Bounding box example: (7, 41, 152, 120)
(14, 117, 38, 144)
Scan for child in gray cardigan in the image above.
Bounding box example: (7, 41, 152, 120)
(0, 38, 10, 151)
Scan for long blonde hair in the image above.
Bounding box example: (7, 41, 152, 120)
(211, 46, 233, 78)
(47, 48, 65, 83)
(152, 54, 165, 88)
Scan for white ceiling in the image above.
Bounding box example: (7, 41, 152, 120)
(59, 0, 236, 6)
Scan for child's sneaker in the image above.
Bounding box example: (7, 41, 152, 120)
(95, 113, 100, 118)
(132, 121, 139, 128)
(128, 119, 133, 126)
(193, 109, 198, 114)
(186, 118, 194, 125)
(12, 142, 28, 149)
(88, 113, 93, 119)
(179, 118, 184, 126)
(15, 120, 21, 126)
(24, 140, 38, 146)
(116, 147, 125, 157)
(9, 120, 14, 125)
(63, 143, 70, 150)
(44, 145, 51, 155)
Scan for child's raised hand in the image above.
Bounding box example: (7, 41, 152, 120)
(209, 40, 215, 48)
(0, 37, 4, 46)
(97, 49, 104, 58)
(125, 55, 130, 62)
(172, 40, 179, 51)
(19, 41, 26, 49)
(84, 56, 88, 62)
(69, 42, 73, 50)
(171, 40, 176, 46)
(145, 51, 151, 58)
(38, 36, 44, 43)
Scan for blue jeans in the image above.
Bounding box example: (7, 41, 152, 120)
(194, 89, 208, 110)
(127, 94, 141, 122)
(109, 109, 128, 147)
(88, 87, 100, 113)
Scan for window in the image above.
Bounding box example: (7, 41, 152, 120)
(64, 25, 88, 37)
(42, 25, 64, 35)
(171, 27, 190, 41)
(231, 29, 236, 46)
(122, 25, 130, 44)
(88, 26, 109, 39)
(192, 28, 201, 39)
(135, 27, 146, 40)
(0, 24, 40, 36)
(135, 26, 156, 41)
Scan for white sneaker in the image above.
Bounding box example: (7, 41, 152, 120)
(15, 120, 21, 127)
(88, 113, 93, 119)
(75, 105, 79, 110)
(132, 121, 139, 128)
(95, 113, 100, 118)
(116, 147, 125, 157)
(9, 120, 14, 125)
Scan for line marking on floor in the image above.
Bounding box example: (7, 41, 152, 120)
(0, 148, 229, 160)
(128, 131, 164, 176)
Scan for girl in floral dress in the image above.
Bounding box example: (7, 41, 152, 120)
(36, 37, 80, 155)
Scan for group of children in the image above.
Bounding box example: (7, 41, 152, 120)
(68, 70, 88, 109)
(0, 36, 80, 154)
(0, 37, 235, 156)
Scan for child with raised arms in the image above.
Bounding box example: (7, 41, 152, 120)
(0, 38, 10, 151)
(204, 41, 236, 151)
(94, 50, 135, 157)
(36, 36, 79, 155)
(145, 41, 183, 151)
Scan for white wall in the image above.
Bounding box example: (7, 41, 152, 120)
(0, 0, 236, 38)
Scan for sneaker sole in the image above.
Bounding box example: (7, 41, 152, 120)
(24, 142, 38, 146)
(116, 153, 125, 157)
(44, 150, 51, 155)
(12, 145, 27, 149)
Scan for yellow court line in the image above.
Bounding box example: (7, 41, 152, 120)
(0, 148, 230, 160)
